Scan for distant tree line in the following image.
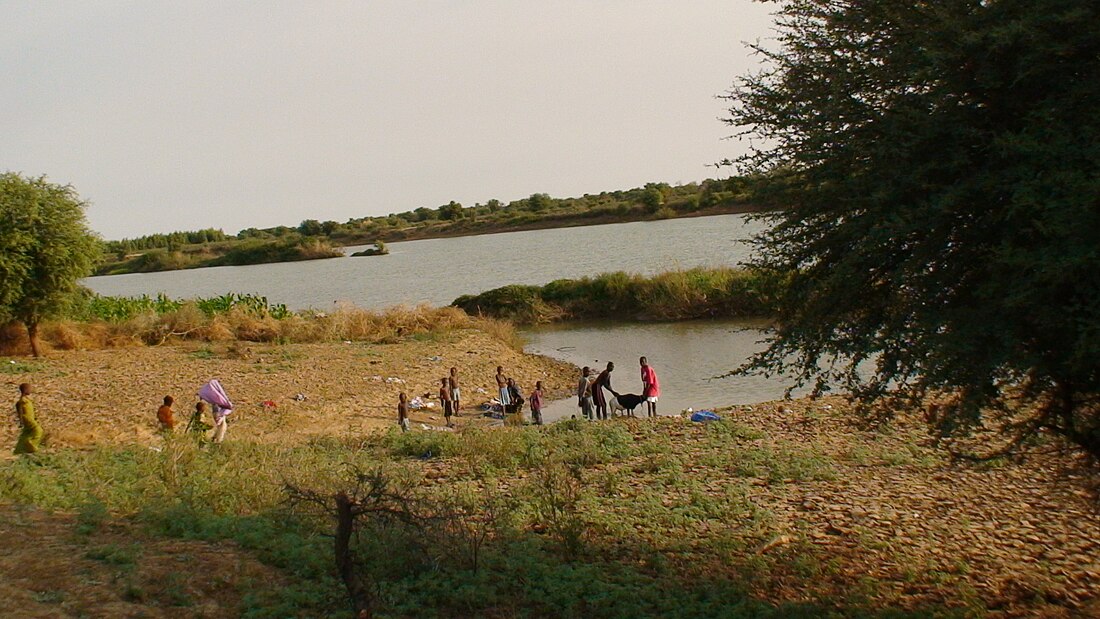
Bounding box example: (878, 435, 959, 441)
(104, 228, 229, 255)
(101, 177, 757, 250)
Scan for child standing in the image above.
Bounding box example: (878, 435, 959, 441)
(440, 377, 454, 428)
(397, 392, 410, 432)
(529, 381, 544, 426)
(156, 395, 176, 432)
(449, 367, 461, 415)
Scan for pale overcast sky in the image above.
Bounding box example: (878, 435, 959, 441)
(1, 1, 775, 240)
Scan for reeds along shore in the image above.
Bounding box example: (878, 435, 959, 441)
(452, 267, 788, 324)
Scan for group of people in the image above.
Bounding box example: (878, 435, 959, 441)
(10, 380, 234, 455)
(577, 356, 660, 421)
(396, 365, 544, 432)
(398, 366, 465, 432)
(154, 380, 234, 443)
(155, 396, 228, 442)
(394, 356, 659, 432)
(12, 358, 660, 453)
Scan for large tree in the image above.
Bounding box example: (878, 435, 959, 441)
(723, 1, 1100, 457)
(0, 173, 101, 356)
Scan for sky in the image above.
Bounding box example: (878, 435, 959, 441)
(1, 1, 776, 240)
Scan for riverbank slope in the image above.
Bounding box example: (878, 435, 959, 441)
(0, 388, 1095, 617)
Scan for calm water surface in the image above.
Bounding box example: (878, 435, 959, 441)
(84, 214, 766, 310)
(522, 320, 808, 422)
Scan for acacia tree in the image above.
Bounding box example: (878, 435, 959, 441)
(0, 173, 101, 356)
(723, 1, 1100, 457)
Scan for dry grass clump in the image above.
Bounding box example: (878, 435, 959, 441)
(0, 304, 524, 354)
(39, 322, 83, 351)
(0, 322, 32, 356)
(474, 316, 525, 350)
(293, 303, 476, 343)
(224, 308, 283, 342)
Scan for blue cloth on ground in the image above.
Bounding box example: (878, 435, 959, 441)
(690, 410, 721, 422)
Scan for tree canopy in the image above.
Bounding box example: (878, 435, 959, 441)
(0, 173, 101, 356)
(724, 1, 1100, 457)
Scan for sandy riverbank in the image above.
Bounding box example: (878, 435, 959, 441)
(1, 329, 576, 450)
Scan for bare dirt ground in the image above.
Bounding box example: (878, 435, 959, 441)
(0, 504, 289, 618)
(0, 329, 576, 449)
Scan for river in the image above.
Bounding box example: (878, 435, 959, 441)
(84, 214, 767, 310)
(84, 214, 801, 412)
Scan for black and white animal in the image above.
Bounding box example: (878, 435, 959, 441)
(607, 390, 645, 417)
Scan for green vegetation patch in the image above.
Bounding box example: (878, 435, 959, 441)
(452, 267, 788, 324)
(0, 423, 952, 618)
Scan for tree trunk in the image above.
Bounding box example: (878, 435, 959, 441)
(335, 491, 373, 619)
(1055, 383, 1100, 462)
(26, 321, 40, 358)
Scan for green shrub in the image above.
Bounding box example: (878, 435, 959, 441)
(452, 267, 786, 324)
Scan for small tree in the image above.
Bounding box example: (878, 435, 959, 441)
(0, 173, 101, 356)
(437, 200, 464, 221)
(640, 186, 664, 214)
(527, 193, 552, 212)
(298, 219, 323, 236)
(723, 1, 1100, 458)
(413, 206, 436, 222)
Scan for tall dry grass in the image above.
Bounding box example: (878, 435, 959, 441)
(0, 304, 521, 355)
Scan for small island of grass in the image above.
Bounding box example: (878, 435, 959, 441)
(96, 236, 343, 275)
(452, 267, 787, 324)
(350, 240, 389, 257)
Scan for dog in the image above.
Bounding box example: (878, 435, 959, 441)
(607, 389, 644, 417)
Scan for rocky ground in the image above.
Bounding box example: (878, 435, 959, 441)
(618, 400, 1100, 616)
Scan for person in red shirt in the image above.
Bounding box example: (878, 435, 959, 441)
(640, 356, 660, 418)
